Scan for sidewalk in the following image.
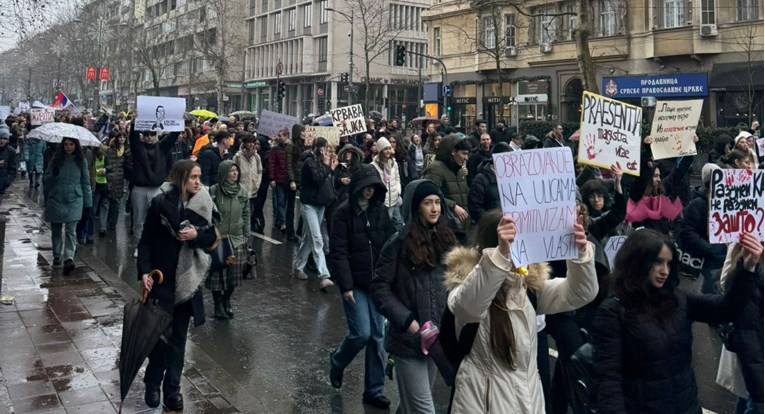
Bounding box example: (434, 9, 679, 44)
(0, 181, 250, 414)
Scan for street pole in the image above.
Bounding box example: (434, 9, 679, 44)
(348, 16, 353, 105)
(95, 18, 103, 112)
(405, 50, 448, 117)
(418, 63, 423, 116)
(276, 72, 280, 113)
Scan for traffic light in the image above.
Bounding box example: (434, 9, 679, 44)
(445, 97, 452, 112)
(340, 73, 349, 83)
(395, 45, 406, 66)
(277, 81, 286, 99)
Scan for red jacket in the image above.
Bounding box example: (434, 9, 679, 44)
(268, 142, 291, 184)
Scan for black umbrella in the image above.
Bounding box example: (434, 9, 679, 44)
(118, 270, 171, 413)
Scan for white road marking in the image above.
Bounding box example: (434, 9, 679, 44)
(251, 233, 283, 245)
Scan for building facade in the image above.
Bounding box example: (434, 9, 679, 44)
(424, 0, 764, 131)
(244, 0, 431, 121)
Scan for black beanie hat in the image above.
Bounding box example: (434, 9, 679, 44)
(411, 181, 441, 215)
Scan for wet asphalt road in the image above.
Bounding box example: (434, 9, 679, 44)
(23, 187, 737, 414)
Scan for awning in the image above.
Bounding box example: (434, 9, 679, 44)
(709, 62, 764, 90)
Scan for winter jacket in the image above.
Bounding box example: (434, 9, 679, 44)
(105, 147, 129, 200)
(289, 140, 308, 187)
(22, 137, 45, 173)
(232, 148, 262, 198)
(299, 152, 334, 206)
(329, 165, 395, 293)
(371, 155, 402, 208)
(592, 260, 755, 414)
(675, 187, 727, 269)
(198, 144, 230, 187)
(0, 143, 17, 193)
(167, 140, 191, 170)
(467, 160, 499, 222)
(267, 141, 291, 185)
(466, 146, 491, 187)
(423, 135, 470, 229)
(209, 160, 251, 249)
(43, 155, 93, 223)
(586, 189, 627, 245)
(444, 243, 597, 413)
(128, 127, 179, 188)
(332, 144, 364, 208)
(490, 127, 511, 144)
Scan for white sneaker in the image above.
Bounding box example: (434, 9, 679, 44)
(294, 269, 308, 280)
(133, 248, 138, 258)
(319, 278, 334, 291)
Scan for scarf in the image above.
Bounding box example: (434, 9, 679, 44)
(221, 179, 240, 197)
(159, 182, 213, 305)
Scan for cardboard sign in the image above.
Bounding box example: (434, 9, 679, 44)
(304, 126, 341, 148)
(757, 138, 764, 156)
(492, 147, 578, 266)
(579, 91, 642, 176)
(603, 235, 627, 271)
(135, 96, 185, 132)
(708, 169, 764, 244)
(0, 106, 11, 121)
(30, 108, 55, 126)
(649, 100, 702, 160)
(329, 104, 366, 137)
(258, 110, 297, 138)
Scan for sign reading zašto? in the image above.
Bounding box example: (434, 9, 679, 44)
(602, 73, 708, 99)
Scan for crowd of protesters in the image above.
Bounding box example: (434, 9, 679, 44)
(1, 106, 762, 414)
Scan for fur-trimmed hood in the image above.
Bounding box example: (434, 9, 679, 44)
(443, 246, 551, 293)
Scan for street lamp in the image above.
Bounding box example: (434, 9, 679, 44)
(325, 7, 354, 105)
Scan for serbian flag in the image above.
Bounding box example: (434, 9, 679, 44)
(51, 91, 71, 109)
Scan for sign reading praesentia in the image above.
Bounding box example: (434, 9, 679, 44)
(602, 73, 708, 99)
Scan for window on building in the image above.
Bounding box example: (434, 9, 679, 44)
(564, 5, 575, 40)
(304, 4, 312, 27)
(483, 16, 496, 49)
(737, 0, 758, 21)
(601, 0, 616, 36)
(505, 14, 516, 46)
(259, 16, 267, 40)
(540, 10, 556, 44)
(320, 0, 328, 24)
(288, 8, 296, 31)
(433, 27, 441, 57)
(274, 12, 282, 34)
(700, 0, 715, 24)
(317, 36, 328, 62)
(663, 0, 684, 28)
(248, 20, 255, 45)
(262, 0, 268, 12)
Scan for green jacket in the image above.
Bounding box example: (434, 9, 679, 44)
(43, 155, 93, 223)
(210, 160, 251, 248)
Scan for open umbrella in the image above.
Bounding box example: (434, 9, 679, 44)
(27, 122, 102, 147)
(410, 116, 439, 126)
(118, 270, 170, 413)
(229, 110, 255, 118)
(189, 109, 218, 119)
(312, 114, 334, 126)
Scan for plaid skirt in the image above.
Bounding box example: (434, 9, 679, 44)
(205, 244, 245, 291)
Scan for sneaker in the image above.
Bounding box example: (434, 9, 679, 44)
(294, 269, 308, 280)
(329, 350, 343, 389)
(52, 257, 62, 266)
(62, 260, 75, 275)
(99, 230, 106, 237)
(363, 394, 391, 409)
(319, 278, 335, 291)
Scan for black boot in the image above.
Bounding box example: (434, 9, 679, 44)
(212, 291, 228, 320)
(223, 288, 234, 318)
(33, 172, 39, 188)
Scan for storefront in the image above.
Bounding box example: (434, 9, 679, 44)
(451, 83, 477, 131)
(482, 81, 512, 129)
(514, 79, 550, 125)
(709, 62, 764, 127)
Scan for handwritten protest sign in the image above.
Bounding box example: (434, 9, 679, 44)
(30, 108, 55, 126)
(135, 96, 185, 132)
(304, 126, 341, 147)
(708, 169, 764, 244)
(492, 147, 578, 266)
(579, 91, 642, 176)
(329, 104, 366, 137)
(0, 106, 10, 121)
(649, 100, 702, 160)
(604, 235, 627, 271)
(258, 110, 297, 138)
(757, 138, 764, 156)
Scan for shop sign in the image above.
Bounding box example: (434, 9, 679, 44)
(453, 97, 476, 104)
(246, 81, 267, 88)
(602, 73, 708, 99)
(516, 94, 548, 104)
(483, 96, 512, 104)
(226, 83, 243, 88)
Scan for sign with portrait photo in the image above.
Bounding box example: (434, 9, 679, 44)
(135, 96, 185, 132)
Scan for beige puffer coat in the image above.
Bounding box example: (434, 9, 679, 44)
(444, 243, 597, 413)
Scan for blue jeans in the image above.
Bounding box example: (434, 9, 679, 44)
(331, 289, 386, 399)
(92, 191, 110, 232)
(293, 204, 330, 278)
(272, 183, 287, 228)
(736, 397, 761, 414)
(393, 355, 437, 414)
(51, 221, 77, 261)
(388, 205, 404, 231)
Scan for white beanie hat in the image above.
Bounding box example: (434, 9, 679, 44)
(376, 137, 391, 151)
(701, 163, 722, 185)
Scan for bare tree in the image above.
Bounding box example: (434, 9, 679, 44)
(731, 23, 764, 126)
(0, 0, 56, 44)
(132, 28, 175, 96)
(574, 1, 598, 93)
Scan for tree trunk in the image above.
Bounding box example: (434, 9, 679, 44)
(365, 54, 371, 112)
(217, 66, 225, 113)
(575, 0, 599, 94)
(496, 52, 503, 121)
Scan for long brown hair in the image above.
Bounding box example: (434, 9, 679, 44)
(403, 199, 456, 270)
(474, 209, 516, 370)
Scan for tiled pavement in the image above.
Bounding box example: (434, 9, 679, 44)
(0, 183, 253, 414)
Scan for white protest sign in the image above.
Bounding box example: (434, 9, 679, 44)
(258, 110, 297, 138)
(304, 126, 341, 148)
(579, 91, 642, 176)
(649, 100, 702, 160)
(757, 138, 764, 156)
(0, 106, 10, 121)
(708, 169, 764, 244)
(329, 104, 366, 137)
(30, 108, 55, 126)
(492, 147, 578, 266)
(135, 96, 185, 132)
(603, 235, 627, 271)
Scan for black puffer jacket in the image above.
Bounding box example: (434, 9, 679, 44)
(467, 160, 499, 222)
(0, 143, 18, 194)
(465, 146, 491, 186)
(728, 260, 764, 406)
(591, 260, 755, 414)
(329, 165, 395, 293)
(128, 125, 178, 187)
(676, 187, 727, 269)
(299, 151, 334, 206)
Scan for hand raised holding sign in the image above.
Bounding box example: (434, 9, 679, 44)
(497, 215, 517, 259)
(573, 215, 587, 253)
(740, 233, 764, 271)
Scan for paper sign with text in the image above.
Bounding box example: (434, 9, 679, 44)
(329, 104, 366, 137)
(304, 126, 341, 148)
(579, 91, 642, 176)
(492, 147, 578, 266)
(757, 138, 764, 156)
(708, 169, 764, 244)
(0, 106, 10, 121)
(258, 110, 297, 138)
(30, 108, 55, 126)
(135, 96, 185, 132)
(649, 99, 702, 160)
(603, 235, 627, 271)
